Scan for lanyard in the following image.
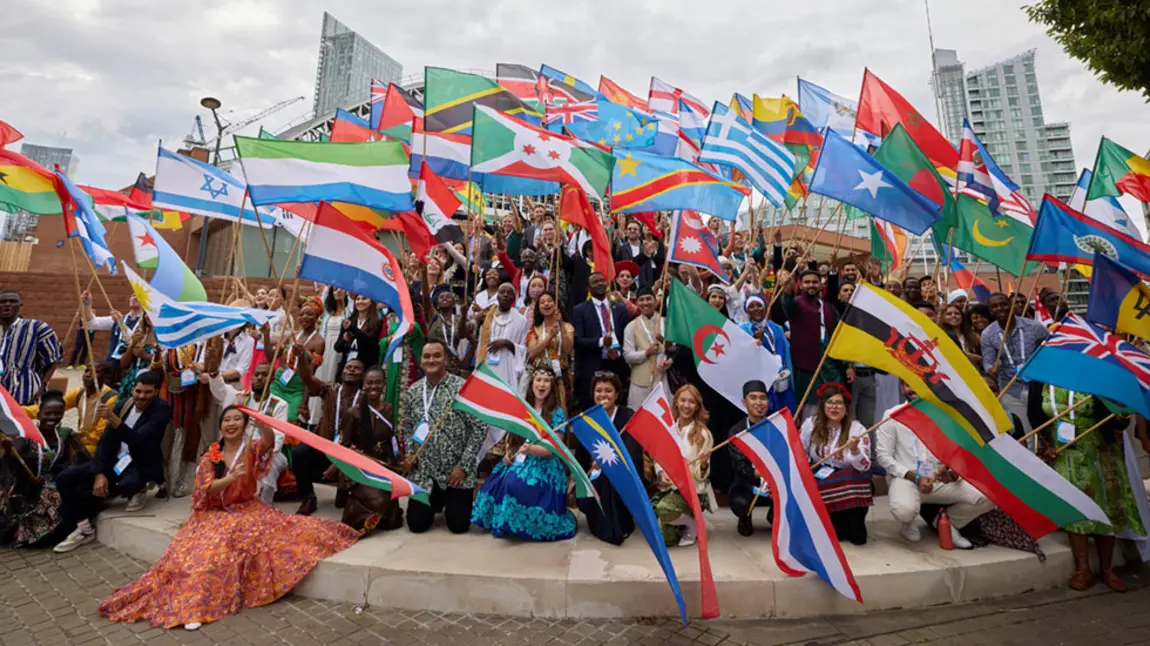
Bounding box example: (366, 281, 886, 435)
(227, 437, 248, 472)
(441, 315, 457, 353)
(286, 330, 318, 366)
(1049, 386, 1076, 422)
(638, 315, 658, 344)
(422, 381, 440, 421)
(335, 388, 361, 436)
(817, 301, 826, 343)
(537, 323, 562, 357)
(368, 404, 392, 429)
(1001, 325, 1026, 368)
(759, 321, 777, 354)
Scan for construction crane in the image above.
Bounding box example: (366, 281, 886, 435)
(184, 96, 306, 148)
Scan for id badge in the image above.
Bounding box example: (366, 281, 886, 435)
(278, 367, 295, 385)
(814, 465, 835, 479)
(589, 467, 601, 481)
(753, 478, 770, 497)
(412, 421, 431, 445)
(347, 350, 358, 362)
(550, 359, 562, 376)
(514, 453, 527, 464)
(113, 446, 132, 476)
(1056, 422, 1076, 444)
(917, 461, 935, 479)
(392, 347, 403, 363)
(333, 433, 341, 445)
(391, 436, 400, 455)
(486, 354, 501, 366)
(180, 369, 196, 387)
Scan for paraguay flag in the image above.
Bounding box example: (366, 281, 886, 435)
(730, 410, 862, 603)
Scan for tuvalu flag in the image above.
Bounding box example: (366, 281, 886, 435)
(1087, 252, 1150, 343)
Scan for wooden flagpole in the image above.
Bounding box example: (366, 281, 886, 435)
(68, 240, 102, 391)
(1055, 414, 1117, 455)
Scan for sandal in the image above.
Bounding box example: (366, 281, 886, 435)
(1068, 569, 1094, 591)
(1100, 569, 1127, 593)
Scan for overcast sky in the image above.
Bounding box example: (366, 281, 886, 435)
(3, 0, 1148, 226)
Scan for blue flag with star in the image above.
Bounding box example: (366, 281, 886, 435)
(809, 130, 942, 235)
(568, 405, 688, 623)
(565, 100, 657, 149)
(151, 147, 277, 227)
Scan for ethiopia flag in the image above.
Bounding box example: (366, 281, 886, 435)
(664, 279, 781, 412)
(1088, 137, 1150, 203)
(0, 148, 61, 215)
(892, 398, 1109, 538)
(453, 363, 598, 502)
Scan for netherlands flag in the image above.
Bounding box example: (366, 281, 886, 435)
(730, 410, 862, 603)
(298, 202, 414, 362)
(0, 385, 45, 446)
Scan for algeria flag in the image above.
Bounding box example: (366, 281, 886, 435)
(664, 279, 781, 412)
(470, 105, 614, 200)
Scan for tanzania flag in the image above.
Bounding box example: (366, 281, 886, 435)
(1088, 137, 1150, 203)
(453, 363, 598, 502)
(892, 398, 1110, 539)
(423, 67, 541, 135)
(0, 148, 61, 214)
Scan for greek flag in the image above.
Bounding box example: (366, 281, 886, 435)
(122, 264, 276, 349)
(699, 102, 796, 208)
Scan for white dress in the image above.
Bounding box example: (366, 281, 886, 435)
(311, 311, 346, 425)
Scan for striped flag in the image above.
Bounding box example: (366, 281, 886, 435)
(0, 384, 45, 446)
(239, 406, 427, 503)
(699, 102, 796, 207)
(53, 170, 117, 274)
(730, 410, 862, 602)
(123, 264, 276, 348)
(870, 218, 908, 272)
(234, 137, 414, 213)
(416, 161, 463, 244)
(598, 76, 645, 111)
(152, 147, 275, 227)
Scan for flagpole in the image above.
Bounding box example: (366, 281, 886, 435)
(68, 239, 102, 392)
(1015, 395, 1094, 446)
(1055, 414, 1117, 455)
(77, 243, 129, 345)
(991, 267, 1043, 397)
(248, 188, 278, 281)
(257, 220, 312, 407)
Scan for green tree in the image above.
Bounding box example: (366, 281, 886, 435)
(1025, 1, 1150, 100)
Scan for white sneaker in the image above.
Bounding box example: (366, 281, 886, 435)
(184, 623, 202, 631)
(900, 522, 922, 542)
(678, 531, 698, 547)
(950, 524, 973, 549)
(53, 527, 95, 553)
(125, 491, 148, 513)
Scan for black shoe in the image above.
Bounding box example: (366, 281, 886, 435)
(334, 488, 349, 509)
(737, 516, 754, 537)
(295, 496, 318, 516)
(154, 487, 168, 500)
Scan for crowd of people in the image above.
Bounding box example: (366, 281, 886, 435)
(0, 201, 1145, 630)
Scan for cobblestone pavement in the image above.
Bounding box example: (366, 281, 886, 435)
(1, 544, 1149, 646)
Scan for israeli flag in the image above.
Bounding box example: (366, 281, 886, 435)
(152, 147, 276, 227)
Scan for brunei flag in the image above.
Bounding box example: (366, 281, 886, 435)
(0, 148, 61, 215)
(423, 67, 542, 135)
(1088, 137, 1150, 203)
(830, 282, 1110, 538)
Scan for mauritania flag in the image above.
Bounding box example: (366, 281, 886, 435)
(699, 101, 796, 207)
(123, 263, 275, 349)
(470, 106, 614, 201)
(152, 147, 275, 227)
(664, 279, 781, 412)
(233, 136, 414, 213)
(126, 214, 206, 302)
(240, 406, 428, 504)
(454, 363, 598, 503)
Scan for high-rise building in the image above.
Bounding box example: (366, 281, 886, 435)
(929, 49, 968, 145)
(19, 143, 78, 177)
(312, 12, 402, 118)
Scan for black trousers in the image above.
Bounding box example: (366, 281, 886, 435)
(828, 507, 869, 545)
(405, 482, 474, 534)
(68, 330, 94, 365)
(56, 464, 148, 525)
(292, 444, 330, 499)
(729, 483, 773, 521)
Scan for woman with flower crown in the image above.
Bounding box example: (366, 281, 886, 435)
(98, 405, 358, 631)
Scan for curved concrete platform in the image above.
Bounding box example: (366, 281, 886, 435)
(96, 485, 1082, 620)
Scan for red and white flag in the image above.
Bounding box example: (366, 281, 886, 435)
(416, 161, 463, 243)
(667, 210, 728, 283)
(624, 383, 719, 619)
(0, 119, 23, 148)
(0, 385, 44, 446)
(1034, 292, 1054, 327)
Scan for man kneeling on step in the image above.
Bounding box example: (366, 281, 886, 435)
(875, 381, 994, 549)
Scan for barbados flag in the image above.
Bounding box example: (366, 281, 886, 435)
(1087, 252, 1150, 343)
(610, 150, 749, 220)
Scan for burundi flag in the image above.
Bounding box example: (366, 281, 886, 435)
(423, 67, 542, 135)
(664, 279, 781, 411)
(0, 148, 61, 215)
(470, 106, 614, 200)
(126, 214, 206, 302)
(1088, 137, 1150, 203)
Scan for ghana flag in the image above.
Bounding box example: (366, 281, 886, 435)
(892, 398, 1109, 538)
(0, 148, 62, 215)
(1088, 137, 1150, 203)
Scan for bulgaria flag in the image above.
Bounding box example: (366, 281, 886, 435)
(453, 363, 598, 502)
(664, 279, 781, 412)
(0, 384, 44, 446)
(470, 105, 614, 200)
(624, 384, 719, 619)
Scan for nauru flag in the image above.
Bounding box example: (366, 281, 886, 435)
(298, 202, 414, 361)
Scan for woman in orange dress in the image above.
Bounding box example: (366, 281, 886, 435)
(98, 405, 358, 631)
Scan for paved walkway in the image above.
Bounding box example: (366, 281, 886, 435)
(1, 543, 1148, 646)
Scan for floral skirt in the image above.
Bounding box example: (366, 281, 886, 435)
(472, 455, 576, 542)
(0, 482, 63, 548)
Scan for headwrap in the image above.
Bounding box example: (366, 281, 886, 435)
(299, 296, 323, 315)
(744, 294, 766, 309)
(947, 289, 968, 304)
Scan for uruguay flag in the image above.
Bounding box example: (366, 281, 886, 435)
(730, 409, 863, 603)
(298, 202, 414, 361)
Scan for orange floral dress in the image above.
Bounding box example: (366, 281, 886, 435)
(98, 437, 359, 629)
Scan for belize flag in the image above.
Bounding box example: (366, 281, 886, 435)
(298, 202, 414, 361)
(730, 409, 862, 603)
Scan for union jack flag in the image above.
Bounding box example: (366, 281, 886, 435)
(544, 100, 597, 127)
(369, 78, 387, 130)
(1045, 313, 1150, 388)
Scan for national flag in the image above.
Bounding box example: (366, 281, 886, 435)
(950, 193, 1035, 276)
(1032, 291, 1054, 327)
(731, 410, 862, 602)
(257, 127, 279, 140)
(559, 183, 614, 282)
(648, 77, 708, 117)
(634, 110, 681, 157)
(0, 120, 22, 148)
(892, 396, 1109, 539)
(950, 255, 992, 303)
(240, 406, 427, 503)
(957, 120, 1036, 225)
(667, 210, 727, 282)
(126, 214, 206, 301)
(1087, 253, 1150, 342)
(123, 264, 275, 348)
(368, 78, 387, 130)
(610, 150, 749, 219)
(423, 67, 541, 135)
(277, 201, 402, 235)
(396, 210, 435, 262)
(677, 99, 708, 148)
(699, 102, 796, 208)
(564, 100, 657, 149)
(1069, 168, 1139, 239)
(664, 279, 781, 411)
(128, 172, 187, 230)
(377, 82, 424, 141)
(416, 161, 464, 244)
(1027, 195, 1150, 280)
(409, 128, 472, 180)
(297, 202, 415, 361)
(451, 179, 486, 215)
(470, 106, 614, 200)
(53, 170, 116, 273)
(870, 218, 907, 273)
(81, 184, 152, 222)
(496, 64, 546, 111)
(796, 78, 856, 137)
(0, 148, 61, 214)
(598, 76, 645, 111)
(829, 282, 1013, 444)
(152, 147, 276, 226)
(0, 384, 45, 446)
(856, 69, 958, 170)
(330, 108, 381, 143)
(568, 404, 690, 622)
(623, 384, 719, 619)
(1087, 137, 1150, 203)
(543, 100, 599, 132)
(454, 363, 598, 502)
(234, 136, 414, 213)
(873, 123, 955, 232)
(539, 65, 600, 103)
(729, 93, 754, 122)
(751, 95, 822, 147)
(809, 130, 941, 235)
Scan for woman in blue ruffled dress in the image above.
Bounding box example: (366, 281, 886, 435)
(471, 365, 576, 541)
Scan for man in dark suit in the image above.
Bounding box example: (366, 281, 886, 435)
(53, 369, 172, 553)
(613, 218, 647, 264)
(573, 272, 631, 412)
